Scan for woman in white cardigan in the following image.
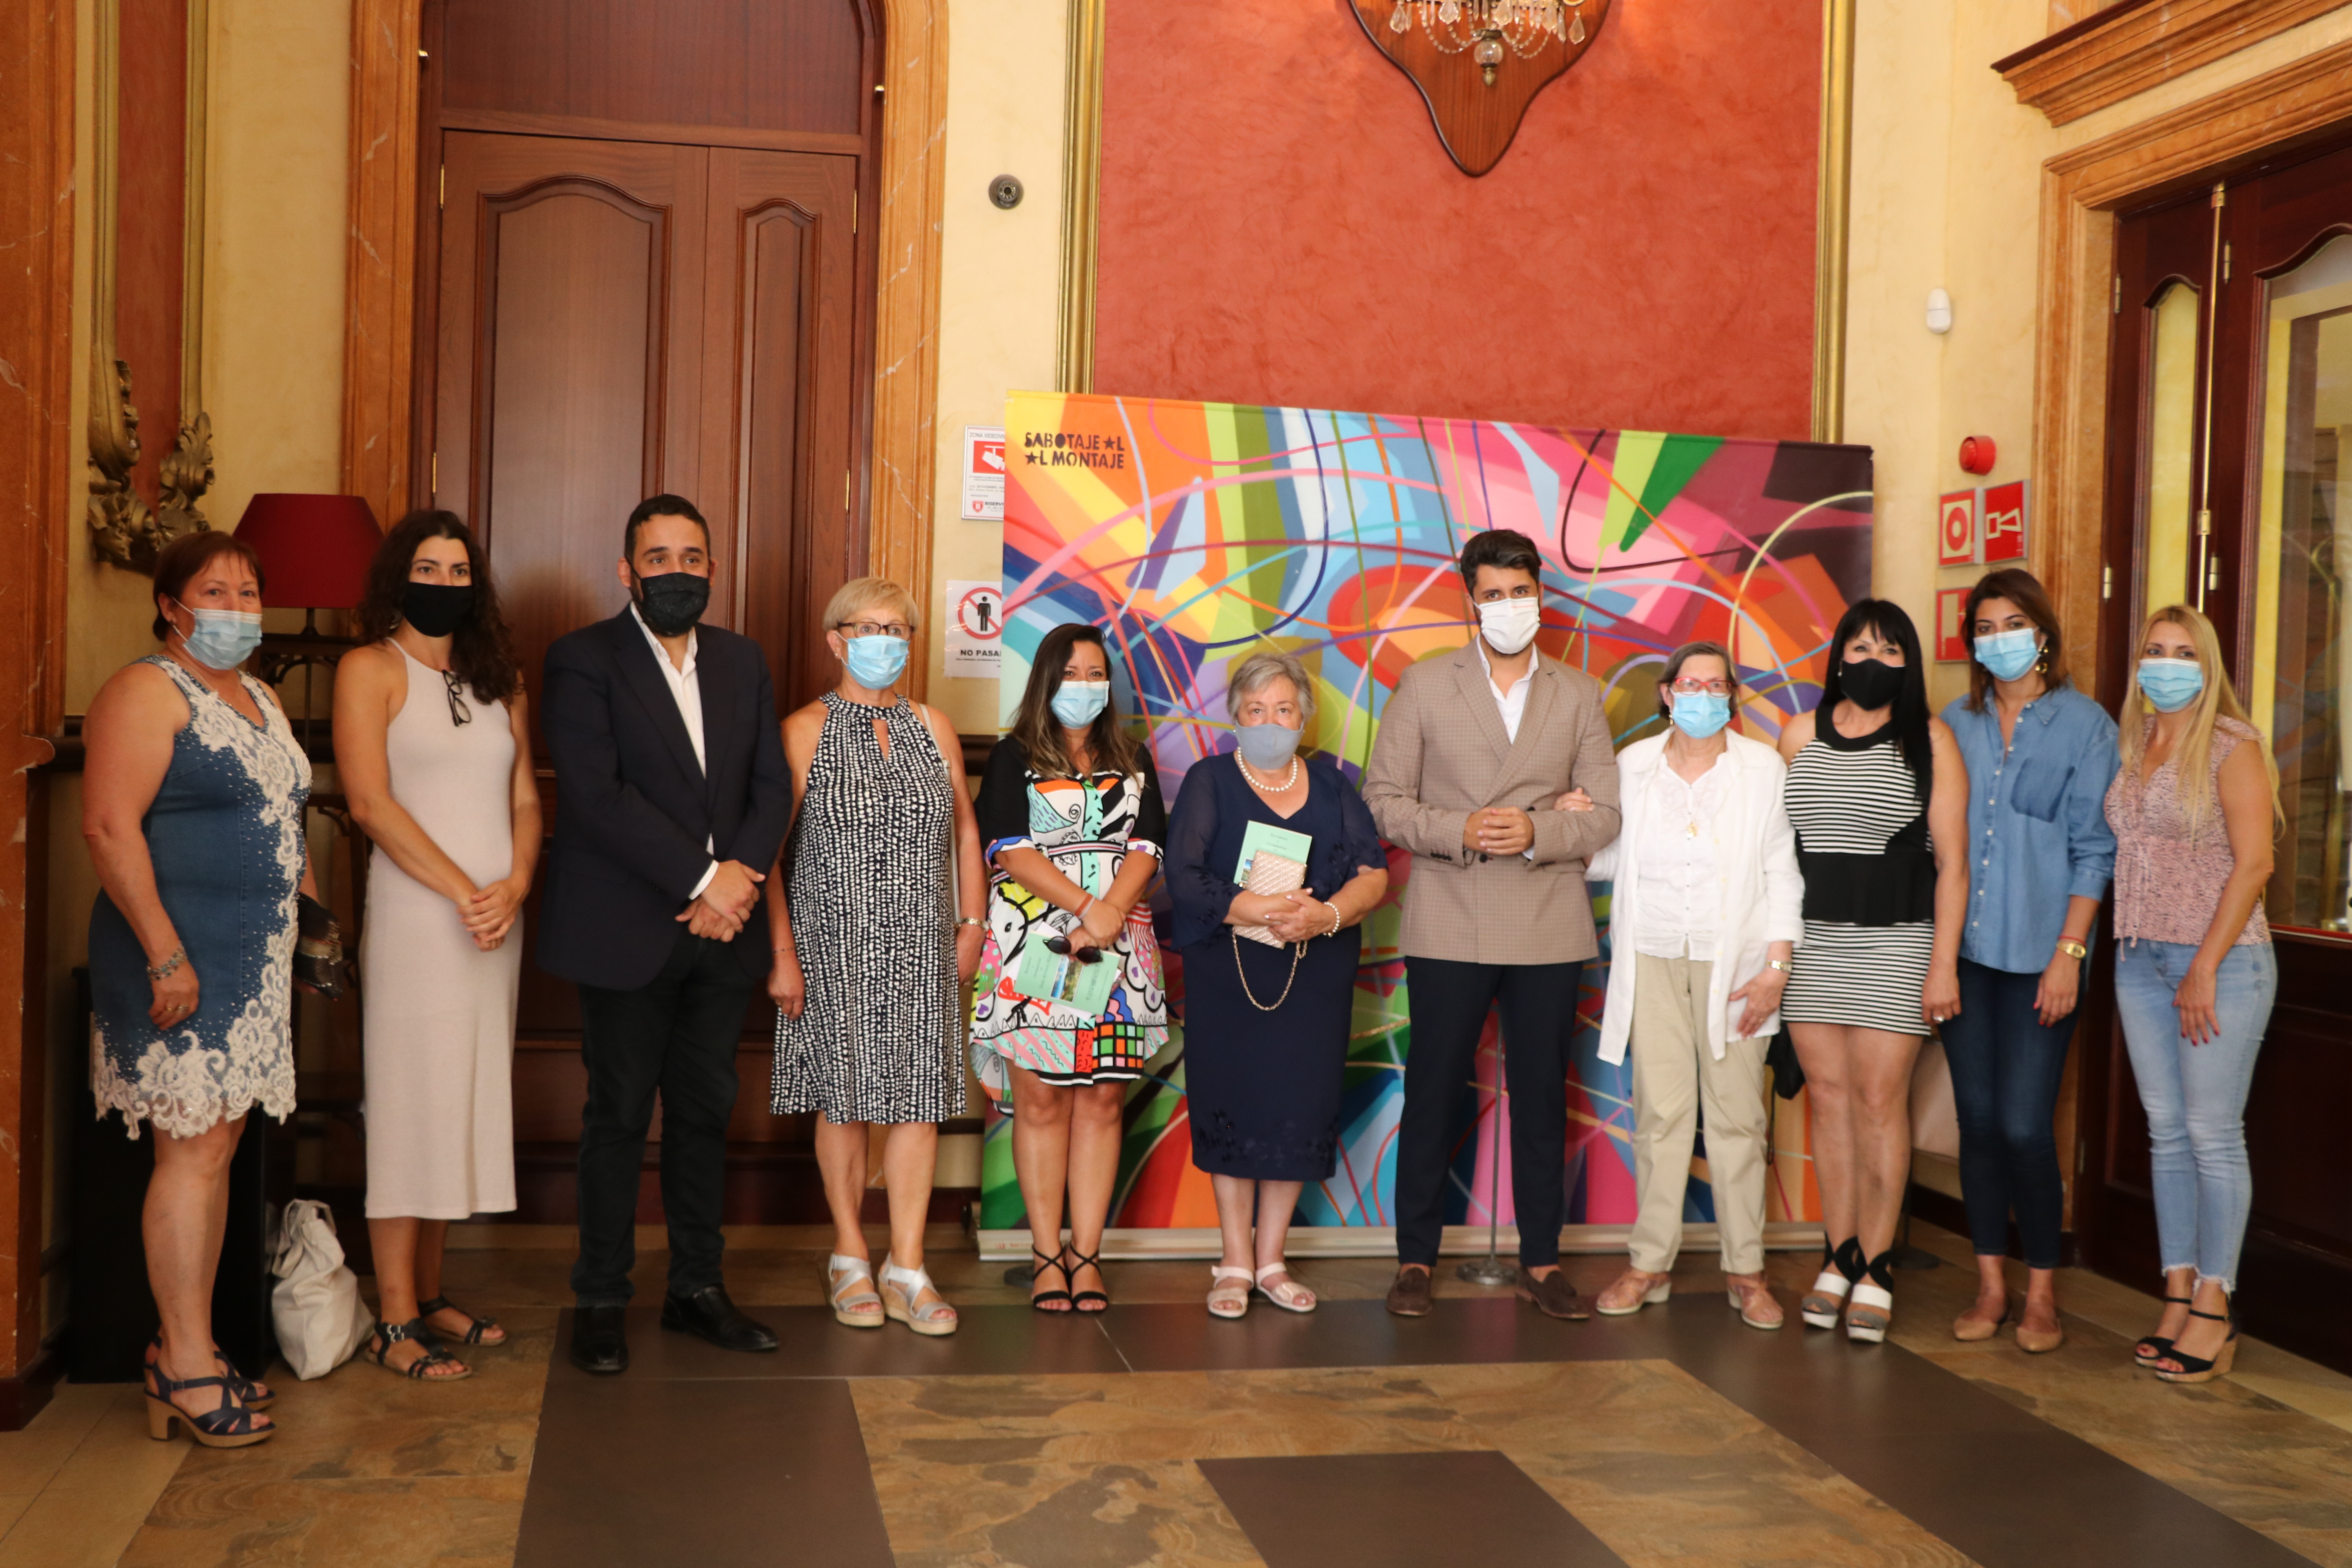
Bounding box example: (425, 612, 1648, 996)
(1560, 641, 1803, 1328)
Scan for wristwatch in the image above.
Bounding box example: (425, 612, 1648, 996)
(2056, 937, 2089, 961)
(1766, 958, 1789, 973)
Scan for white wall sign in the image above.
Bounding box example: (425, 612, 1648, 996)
(944, 579, 1004, 677)
(960, 426, 1006, 521)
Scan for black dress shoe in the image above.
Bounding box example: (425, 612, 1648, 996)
(570, 1304, 629, 1375)
(660, 1284, 780, 1353)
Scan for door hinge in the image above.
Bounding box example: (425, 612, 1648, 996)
(439, 164, 446, 211)
(2112, 275, 2121, 314)
(2102, 563, 2112, 600)
(432, 451, 439, 492)
(843, 470, 851, 512)
(2223, 242, 2232, 283)
(2208, 555, 2222, 591)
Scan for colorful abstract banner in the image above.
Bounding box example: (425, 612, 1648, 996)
(985, 392, 1872, 1236)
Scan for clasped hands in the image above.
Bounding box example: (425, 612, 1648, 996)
(1231, 889, 1336, 943)
(1461, 806, 1535, 858)
(457, 876, 529, 951)
(677, 859, 766, 941)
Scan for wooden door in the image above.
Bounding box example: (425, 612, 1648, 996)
(430, 131, 860, 1222)
(2089, 136, 2352, 1373)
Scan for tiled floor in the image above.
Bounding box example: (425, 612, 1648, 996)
(2, 1220, 2347, 1566)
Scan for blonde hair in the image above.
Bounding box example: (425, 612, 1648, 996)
(820, 575, 921, 636)
(2118, 604, 2279, 844)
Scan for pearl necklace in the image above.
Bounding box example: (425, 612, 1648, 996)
(1238, 755, 1301, 794)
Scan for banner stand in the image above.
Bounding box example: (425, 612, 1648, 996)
(976, 1222, 1829, 1264)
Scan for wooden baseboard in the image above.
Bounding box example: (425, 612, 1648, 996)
(0, 1338, 65, 1432)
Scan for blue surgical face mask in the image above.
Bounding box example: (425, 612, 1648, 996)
(843, 633, 909, 689)
(1051, 681, 1110, 728)
(1670, 690, 1731, 740)
(1974, 627, 2041, 682)
(1235, 721, 1303, 770)
(2138, 657, 2205, 713)
(175, 601, 265, 671)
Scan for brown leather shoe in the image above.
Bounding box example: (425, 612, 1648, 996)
(1516, 1268, 1590, 1320)
(1385, 1265, 1434, 1318)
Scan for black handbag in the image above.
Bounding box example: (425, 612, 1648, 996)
(1765, 1025, 1806, 1100)
(294, 892, 354, 1000)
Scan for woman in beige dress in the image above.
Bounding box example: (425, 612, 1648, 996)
(334, 510, 541, 1380)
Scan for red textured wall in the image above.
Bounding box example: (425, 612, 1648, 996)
(1093, 0, 1822, 440)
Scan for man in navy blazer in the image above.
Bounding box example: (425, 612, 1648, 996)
(537, 495, 792, 1374)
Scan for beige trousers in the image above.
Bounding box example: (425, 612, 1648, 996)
(1627, 953, 1771, 1276)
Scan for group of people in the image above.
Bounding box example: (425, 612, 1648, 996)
(82, 505, 2277, 1449)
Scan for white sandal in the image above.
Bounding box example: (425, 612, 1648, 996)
(1254, 1263, 1317, 1314)
(878, 1256, 959, 1337)
(1802, 1240, 1862, 1330)
(1207, 1266, 1253, 1319)
(1846, 1280, 1893, 1343)
(826, 1254, 884, 1329)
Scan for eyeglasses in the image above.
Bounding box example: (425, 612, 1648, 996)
(1669, 678, 1734, 697)
(442, 670, 472, 728)
(838, 620, 914, 641)
(1043, 933, 1103, 965)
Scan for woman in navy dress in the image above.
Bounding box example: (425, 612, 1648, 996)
(1165, 652, 1388, 1319)
(85, 531, 318, 1449)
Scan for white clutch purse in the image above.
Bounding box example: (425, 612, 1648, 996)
(1234, 850, 1307, 947)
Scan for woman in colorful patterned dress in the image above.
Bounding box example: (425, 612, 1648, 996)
(971, 623, 1169, 1312)
(85, 531, 317, 1448)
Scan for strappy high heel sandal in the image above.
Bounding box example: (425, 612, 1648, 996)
(2133, 1292, 2193, 1365)
(148, 1333, 274, 1411)
(145, 1354, 274, 1448)
(418, 1295, 506, 1347)
(1064, 1247, 1111, 1313)
(878, 1256, 959, 1337)
(1254, 1262, 1317, 1314)
(2154, 1297, 2238, 1385)
(1844, 1249, 1896, 1344)
(827, 1254, 886, 1328)
(1207, 1266, 1253, 1319)
(1801, 1238, 1864, 1330)
(1027, 1249, 1073, 1313)
(363, 1319, 472, 1380)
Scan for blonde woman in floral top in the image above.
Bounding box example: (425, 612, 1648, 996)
(2105, 604, 2279, 1387)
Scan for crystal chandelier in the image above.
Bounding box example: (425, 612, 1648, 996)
(1386, 0, 1590, 85)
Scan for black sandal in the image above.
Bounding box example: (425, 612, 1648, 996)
(365, 1319, 472, 1381)
(147, 1332, 274, 1410)
(2133, 1293, 2193, 1365)
(1064, 1247, 1110, 1313)
(2154, 1299, 2238, 1385)
(144, 1356, 272, 1447)
(1028, 1249, 1073, 1313)
(418, 1295, 505, 1346)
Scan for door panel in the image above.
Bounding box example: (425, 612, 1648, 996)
(436, 133, 712, 722)
(701, 149, 858, 711)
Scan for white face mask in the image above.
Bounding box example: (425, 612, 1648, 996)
(1477, 596, 1542, 657)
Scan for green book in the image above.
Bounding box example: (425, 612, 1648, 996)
(1234, 819, 1313, 885)
(1012, 938, 1119, 1018)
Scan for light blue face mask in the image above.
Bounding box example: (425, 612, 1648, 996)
(843, 633, 909, 689)
(176, 601, 265, 671)
(2138, 657, 2205, 713)
(1974, 627, 2042, 682)
(1235, 721, 1303, 770)
(1670, 690, 1731, 740)
(1051, 681, 1110, 728)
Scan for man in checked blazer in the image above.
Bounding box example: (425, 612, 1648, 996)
(1362, 528, 1623, 1320)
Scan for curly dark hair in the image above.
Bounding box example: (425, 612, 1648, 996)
(353, 510, 522, 703)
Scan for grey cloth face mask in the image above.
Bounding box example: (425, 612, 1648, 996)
(1235, 722, 1303, 770)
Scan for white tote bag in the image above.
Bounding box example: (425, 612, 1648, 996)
(270, 1199, 375, 1380)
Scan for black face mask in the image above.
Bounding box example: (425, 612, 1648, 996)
(1840, 656, 1906, 712)
(634, 570, 711, 637)
(400, 581, 475, 639)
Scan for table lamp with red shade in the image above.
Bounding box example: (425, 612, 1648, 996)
(233, 493, 383, 630)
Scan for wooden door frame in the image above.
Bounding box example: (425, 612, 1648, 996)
(340, 0, 946, 698)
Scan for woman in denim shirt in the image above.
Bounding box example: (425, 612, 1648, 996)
(1937, 570, 2118, 1353)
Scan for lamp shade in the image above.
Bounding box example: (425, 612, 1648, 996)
(233, 494, 384, 610)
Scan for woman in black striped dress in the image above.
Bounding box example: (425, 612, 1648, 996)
(1776, 601, 1968, 1343)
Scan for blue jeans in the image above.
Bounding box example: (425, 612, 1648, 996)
(2113, 939, 2278, 1288)
(1940, 958, 2075, 1269)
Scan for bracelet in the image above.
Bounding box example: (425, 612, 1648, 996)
(1323, 901, 1343, 938)
(147, 946, 187, 982)
(1766, 958, 1790, 973)
(956, 916, 984, 928)
(2056, 937, 2089, 961)
(1077, 893, 1095, 919)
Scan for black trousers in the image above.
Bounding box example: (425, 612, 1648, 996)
(571, 929, 759, 1305)
(1394, 956, 1584, 1269)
